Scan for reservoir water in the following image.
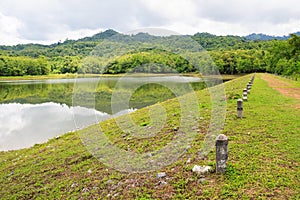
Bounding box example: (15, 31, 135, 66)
(0, 76, 205, 151)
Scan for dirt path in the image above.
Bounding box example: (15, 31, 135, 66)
(261, 74, 300, 108)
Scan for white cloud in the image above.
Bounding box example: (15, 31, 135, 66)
(0, 0, 299, 45)
(45, 28, 105, 43)
(0, 12, 27, 45)
(140, 0, 300, 36)
(141, 0, 198, 21)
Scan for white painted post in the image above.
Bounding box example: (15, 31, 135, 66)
(243, 89, 248, 100)
(247, 84, 251, 94)
(243, 92, 248, 101)
(248, 82, 252, 88)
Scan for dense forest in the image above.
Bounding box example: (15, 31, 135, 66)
(0, 29, 299, 77)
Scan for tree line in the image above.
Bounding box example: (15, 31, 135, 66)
(103, 50, 195, 74)
(0, 55, 82, 76)
(0, 56, 50, 76)
(210, 34, 300, 76)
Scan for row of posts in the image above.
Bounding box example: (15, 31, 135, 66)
(215, 74, 256, 174)
(237, 74, 255, 118)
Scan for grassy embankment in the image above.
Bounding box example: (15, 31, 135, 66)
(0, 74, 299, 199)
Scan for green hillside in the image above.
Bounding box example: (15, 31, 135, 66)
(0, 30, 299, 77)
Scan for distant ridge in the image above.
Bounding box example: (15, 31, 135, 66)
(245, 32, 300, 41)
(1, 29, 300, 48)
(63, 29, 300, 43)
(79, 29, 119, 42)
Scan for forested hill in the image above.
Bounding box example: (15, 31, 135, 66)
(245, 32, 300, 41)
(0, 29, 119, 58)
(0, 29, 299, 77)
(1, 30, 298, 57)
(0, 29, 300, 57)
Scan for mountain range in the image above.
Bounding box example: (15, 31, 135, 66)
(1, 29, 300, 48)
(0, 29, 299, 58)
(245, 32, 300, 41)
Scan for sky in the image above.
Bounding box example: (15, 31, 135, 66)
(0, 0, 299, 45)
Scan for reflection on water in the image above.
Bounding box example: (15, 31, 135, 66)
(0, 102, 134, 151)
(0, 76, 206, 151)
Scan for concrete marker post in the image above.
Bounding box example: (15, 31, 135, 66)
(237, 99, 243, 118)
(216, 134, 228, 174)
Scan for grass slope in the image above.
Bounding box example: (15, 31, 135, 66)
(0, 74, 299, 199)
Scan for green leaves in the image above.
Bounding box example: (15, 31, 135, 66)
(0, 55, 50, 76)
(104, 50, 195, 74)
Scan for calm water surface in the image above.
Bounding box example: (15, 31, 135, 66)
(0, 76, 205, 151)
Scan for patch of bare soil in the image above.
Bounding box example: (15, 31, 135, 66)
(261, 74, 300, 108)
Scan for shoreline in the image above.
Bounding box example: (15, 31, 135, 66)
(0, 73, 242, 81)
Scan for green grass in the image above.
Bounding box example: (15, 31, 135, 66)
(273, 74, 300, 87)
(0, 73, 299, 199)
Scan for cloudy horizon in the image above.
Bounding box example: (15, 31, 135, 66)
(0, 0, 299, 45)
